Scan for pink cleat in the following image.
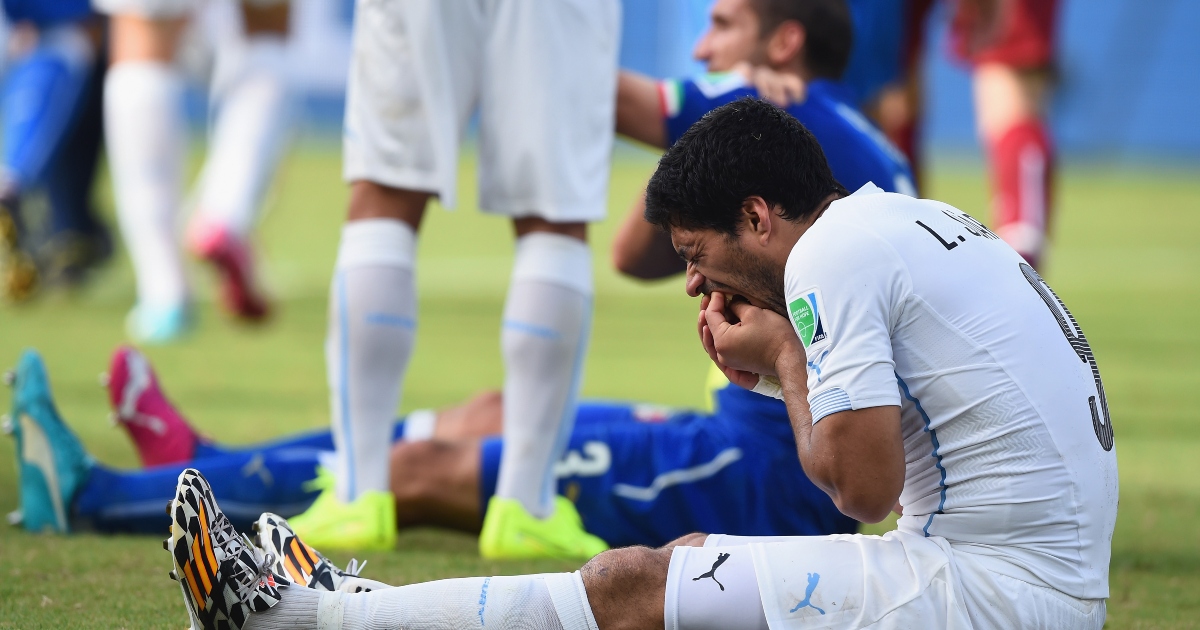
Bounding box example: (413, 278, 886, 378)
(187, 220, 271, 322)
(105, 346, 201, 467)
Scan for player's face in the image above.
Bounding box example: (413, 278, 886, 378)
(671, 226, 787, 316)
(694, 0, 769, 72)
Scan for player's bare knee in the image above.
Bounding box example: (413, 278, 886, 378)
(666, 532, 709, 549)
(347, 180, 428, 227)
(582, 545, 671, 630)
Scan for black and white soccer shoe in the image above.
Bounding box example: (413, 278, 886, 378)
(254, 512, 383, 594)
(166, 468, 288, 630)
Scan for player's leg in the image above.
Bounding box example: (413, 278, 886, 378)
(166, 467, 664, 630)
(0, 16, 98, 301)
(974, 64, 1053, 267)
(186, 0, 293, 321)
(75, 446, 327, 533)
(496, 219, 590, 521)
(0, 22, 96, 198)
(953, 0, 1059, 268)
(101, 5, 192, 342)
(40, 40, 115, 287)
(289, 0, 483, 550)
(476, 0, 620, 560)
(659, 532, 975, 629)
(291, 183, 425, 550)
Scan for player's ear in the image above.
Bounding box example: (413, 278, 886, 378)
(741, 196, 773, 244)
(767, 20, 805, 67)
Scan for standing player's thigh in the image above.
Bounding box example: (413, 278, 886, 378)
(343, 0, 483, 205)
(478, 0, 621, 222)
(93, 0, 194, 18)
(668, 531, 974, 629)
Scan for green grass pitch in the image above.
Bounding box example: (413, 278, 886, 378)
(1, 146, 1197, 627)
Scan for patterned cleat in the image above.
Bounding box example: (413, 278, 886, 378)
(127, 303, 194, 345)
(4, 350, 93, 533)
(479, 496, 609, 560)
(167, 468, 287, 630)
(0, 194, 38, 303)
(187, 221, 271, 323)
(286, 472, 397, 552)
(104, 345, 201, 467)
(254, 512, 381, 593)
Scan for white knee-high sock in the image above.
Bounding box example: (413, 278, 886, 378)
(327, 219, 417, 501)
(105, 61, 188, 309)
(495, 233, 592, 517)
(246, 572, 599, 630)
(193, 35, 293, 237)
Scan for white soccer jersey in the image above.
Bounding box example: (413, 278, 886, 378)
(784, 183, 1118, 600)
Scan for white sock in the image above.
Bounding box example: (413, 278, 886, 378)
(193, 35, 293, 237)
(245, 572, 599, 630)
(495, 233, 593, 517)
(401, 409, 438, 442)
(327, 219, 417, 501)
(104, 61, 189, 309)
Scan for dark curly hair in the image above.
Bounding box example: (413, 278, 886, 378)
(644, 98, 847, 236)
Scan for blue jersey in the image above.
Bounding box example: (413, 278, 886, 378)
(660, 74, 915, 196)
(481, 395, 857, 547)
(3, 0, 93, 26)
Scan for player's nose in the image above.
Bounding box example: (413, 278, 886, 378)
(685, 267, 706, 298)
(693, 32, 712, 62)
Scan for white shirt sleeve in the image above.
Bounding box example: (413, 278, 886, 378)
(783, 221, 908, 424)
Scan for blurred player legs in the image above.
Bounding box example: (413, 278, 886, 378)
(865, 0, 1058, 267)
(0, 1, 110, 300)
(98, 0, 292, 342)
(954, 0, 1058, 268)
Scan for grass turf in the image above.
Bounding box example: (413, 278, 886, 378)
(1, 146, 1198, 627)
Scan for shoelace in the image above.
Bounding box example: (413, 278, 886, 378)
(341, 558, 367, 577)
(209, 509, 278, 600)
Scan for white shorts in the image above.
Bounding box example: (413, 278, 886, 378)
(93, 0, 287, 20)
(342, 0, 620, 222)
(664, 531, 1106, 630)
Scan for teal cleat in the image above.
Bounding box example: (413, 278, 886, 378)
(4, 350, 93, 533)
(126, 303, 194, 345)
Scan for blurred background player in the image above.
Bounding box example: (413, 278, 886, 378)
(851, 0, 1058, 266)
(95, 0, 294, 342)
(613, 0, 914, 278)
(288, 0, 621, 559)
(0, 0, 112, 301)
(953, 0, 1058, 267)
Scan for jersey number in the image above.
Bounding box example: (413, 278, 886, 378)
(1021, 263, 1114, 451)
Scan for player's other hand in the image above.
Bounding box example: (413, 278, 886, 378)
(699, 292, 803, 389)
(733, 62, 806, 107)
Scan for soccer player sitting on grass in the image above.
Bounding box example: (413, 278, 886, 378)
(158, 99, 1115, 630)
(4, 344, 853, 546)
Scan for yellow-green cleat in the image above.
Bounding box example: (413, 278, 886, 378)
(287, 478, 396, 552)
(479, 496, 609, 560)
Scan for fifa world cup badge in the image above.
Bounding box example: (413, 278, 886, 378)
(788, 288, 828, 349)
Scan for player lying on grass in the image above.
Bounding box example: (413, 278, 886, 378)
(157, 99, 1115, 630)
(3, 345, 854, 549)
